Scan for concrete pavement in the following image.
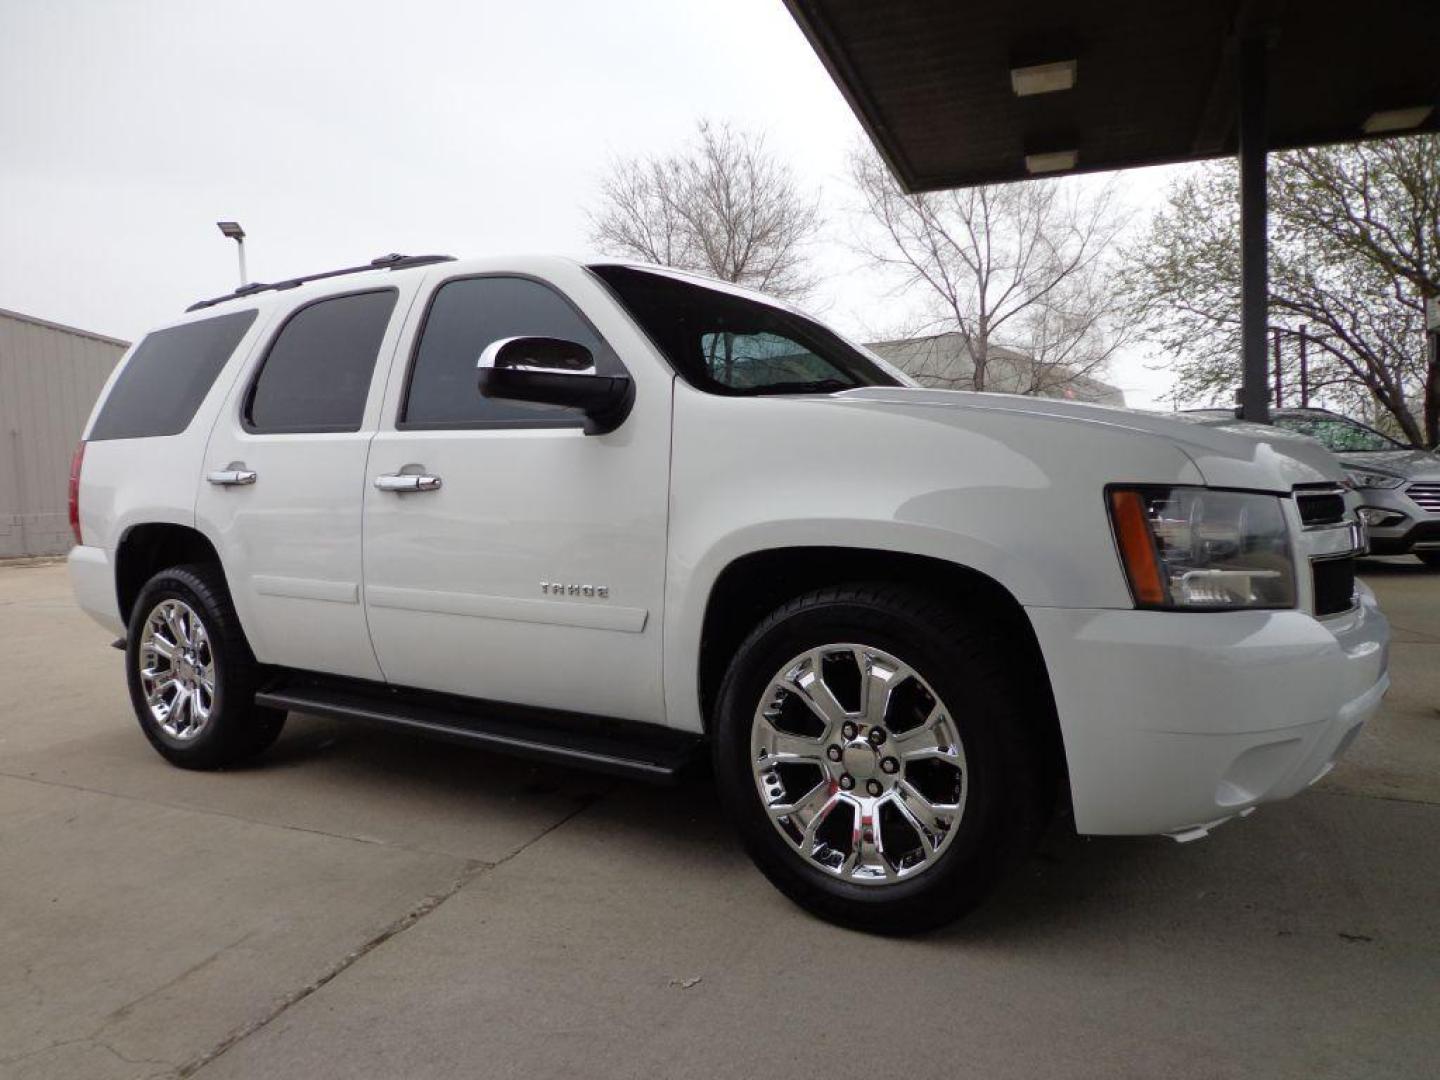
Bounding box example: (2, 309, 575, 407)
(1, 559, 1436, 1079)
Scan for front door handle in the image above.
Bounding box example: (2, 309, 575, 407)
(374, 473, 442, 493)
(207, 468, 257, 486)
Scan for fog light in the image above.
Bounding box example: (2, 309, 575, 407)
(1358, 507, 1405, 528)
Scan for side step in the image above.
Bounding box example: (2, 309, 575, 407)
(254, 676, 702, 784)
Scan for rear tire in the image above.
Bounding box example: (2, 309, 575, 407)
(126, 563, 285, 769)
(713, 583, 1052, 934)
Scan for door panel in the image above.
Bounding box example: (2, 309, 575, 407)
(361, 271, 672, 723)
(363, 425, 669, 720)
(197, 286, 414, 680)
(198, 434, 380, 677)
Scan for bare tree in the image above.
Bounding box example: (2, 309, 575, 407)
(588, 121, 822, 302)
(850, 145, 1135, 395)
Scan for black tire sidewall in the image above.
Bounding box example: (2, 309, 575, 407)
(125, 566, 252, 765)
(714, 589, 1027, 933)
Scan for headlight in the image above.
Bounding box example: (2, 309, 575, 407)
(1344, 468, 1404, 490)
(1108, 487, 1296, 610)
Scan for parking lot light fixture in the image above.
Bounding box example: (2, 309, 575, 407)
(216, 221, 247, 287)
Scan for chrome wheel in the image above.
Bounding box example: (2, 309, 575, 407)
(138, 598, 216, 741)
(751, 644, 967, 885)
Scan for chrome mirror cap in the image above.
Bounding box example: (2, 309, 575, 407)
(477, 336, 596, 376)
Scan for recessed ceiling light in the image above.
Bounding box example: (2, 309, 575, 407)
(1011, 60, 1077, 97)
(1362, 106, 1433, 134)
(1025, 150, 1078, 174)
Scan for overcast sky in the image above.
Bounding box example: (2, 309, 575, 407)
(1, 0, 1191, 407)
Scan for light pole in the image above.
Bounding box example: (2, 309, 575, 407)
(216, 221, 247, 287)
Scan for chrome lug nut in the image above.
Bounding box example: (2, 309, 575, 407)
(841, 722, 857, 740)
(880, 757, 899, 774)
(826, 745, 842, 762)
(839, 773, 855, 791)
(868, 728, 886, 746)
(865, 779, 883, 796)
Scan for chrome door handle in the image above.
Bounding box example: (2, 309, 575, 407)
(207, 469, 257, 486)
(374, 474, 442, 493)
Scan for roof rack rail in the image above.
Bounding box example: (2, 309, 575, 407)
(186, 253, 455, 312)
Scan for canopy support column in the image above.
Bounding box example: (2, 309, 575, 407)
(1238, 34, 1271, 423)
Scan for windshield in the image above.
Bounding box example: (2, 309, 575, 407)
(589, 265, 902, 395)
(1273, 414, 1406, 453)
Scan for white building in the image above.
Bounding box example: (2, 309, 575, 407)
(867, 331, 1125, 407)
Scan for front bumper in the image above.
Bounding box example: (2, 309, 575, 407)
(1028, 583, 1389, 836)
(1367, 518, 1440, 556)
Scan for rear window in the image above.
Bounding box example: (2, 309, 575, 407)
(88, 310, 257, 441)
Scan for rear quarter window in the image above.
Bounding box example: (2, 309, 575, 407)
(88, 310, 257, 441)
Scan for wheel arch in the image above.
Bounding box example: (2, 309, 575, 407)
(694, 545, 1068, 798)
(114, 522, 228, 627)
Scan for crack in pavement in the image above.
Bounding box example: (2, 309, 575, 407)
(0, 1032, 175, 1075)
(1313, 785, 1440, 808)
(175, 790, 605, 1078)
(0, 769, 490, 860)
(99, 930, 259, 1029)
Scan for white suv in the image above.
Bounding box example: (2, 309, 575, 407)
(69, 253, 1389, 932)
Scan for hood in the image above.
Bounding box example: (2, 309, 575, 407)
(1335, 447, 1440, 481)
(835, 387, 1347, 490)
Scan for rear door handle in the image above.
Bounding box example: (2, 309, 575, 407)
(374, 474, 442, 493)
(207, 469, 257, 486)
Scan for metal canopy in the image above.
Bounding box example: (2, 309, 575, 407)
(783, 0, 1440, 193)
(786, 0, 1439, 423)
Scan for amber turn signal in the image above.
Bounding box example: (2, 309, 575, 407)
(1108, 489, 1167, 606)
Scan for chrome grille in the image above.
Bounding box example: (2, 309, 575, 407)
(1407, 482, 1440, 514)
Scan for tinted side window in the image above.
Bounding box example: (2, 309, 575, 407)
(403, 276, 618, 428)
(247, 290, 398, 434)
(89, 310, 257, 441)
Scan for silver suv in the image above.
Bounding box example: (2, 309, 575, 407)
(1189, 407, 1440, 566)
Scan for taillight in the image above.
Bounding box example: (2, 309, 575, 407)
(68, 441, 85, 546)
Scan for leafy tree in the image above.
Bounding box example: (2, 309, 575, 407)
(588, 120, 821, 303)
(1124, 134, 1440, 446)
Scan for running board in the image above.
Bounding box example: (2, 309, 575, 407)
(254, 677, 702, 784)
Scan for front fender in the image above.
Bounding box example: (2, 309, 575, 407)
(662, 386, 1204, 732)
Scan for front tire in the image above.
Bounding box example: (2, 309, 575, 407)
(713, 584, 1050, 934)
(126, 563, 285, 769)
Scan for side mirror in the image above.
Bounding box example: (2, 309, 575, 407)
(476, 336, 634, 435)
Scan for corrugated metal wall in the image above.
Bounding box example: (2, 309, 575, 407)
(0, 309, 127, 557)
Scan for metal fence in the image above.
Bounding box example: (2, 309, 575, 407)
(0, 308, 127, 557)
